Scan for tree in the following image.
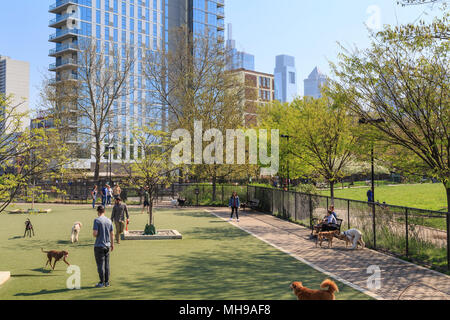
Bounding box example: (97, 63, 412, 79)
(259, 95, 358, 201)
(0, 94, 68, 213)
(330, 18, 449, 211)
(142, 27, 245, 199)
(123, 124, 179, 233)
(47, 40, 135, 181)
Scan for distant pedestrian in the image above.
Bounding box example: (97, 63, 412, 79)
(228, 191, 240, 222)
(100, 185, 108, 207)
(106, 184, 112, 206)
(113, 183, 121, 200)
(110, 198, 129, 244)
(91, 185, 98, 209)
(367, 189, 374, 203)
(141, 186, 150, 214)
(93, 205, 114, 288)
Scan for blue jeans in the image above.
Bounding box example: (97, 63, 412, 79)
(92, 197, 97, 208)
(102, 196, 107, 206)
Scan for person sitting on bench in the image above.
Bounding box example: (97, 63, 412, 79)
(320, 210, 339, 232)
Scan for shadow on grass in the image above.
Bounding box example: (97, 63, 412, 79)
(183, 227, 252, 241)
(14, 287, 97, 297)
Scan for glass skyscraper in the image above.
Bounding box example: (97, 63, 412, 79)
(49, 0, 223, 167)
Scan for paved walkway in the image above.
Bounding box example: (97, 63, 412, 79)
(206, 207, 450, 300)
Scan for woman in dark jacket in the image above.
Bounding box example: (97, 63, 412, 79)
(228, 191, 240, 222)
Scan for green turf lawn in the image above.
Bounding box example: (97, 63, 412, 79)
(0, 204, 370, 300)
(321, 183, 447, 212)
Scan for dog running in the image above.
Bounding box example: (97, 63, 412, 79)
(316, 230, 339, 248)
(41, 248, 70, 270)
(71, 221, 83, 243)
(290, 279, 339, 300)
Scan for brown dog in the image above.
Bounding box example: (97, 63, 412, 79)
(316, 230, 339, 248)
(290, 279, 339, 300)
(41, 248, 70, 270)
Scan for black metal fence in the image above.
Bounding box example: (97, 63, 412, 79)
(247, 185, 449, 272)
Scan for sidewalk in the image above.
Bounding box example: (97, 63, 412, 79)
(206, 207, 450, 300)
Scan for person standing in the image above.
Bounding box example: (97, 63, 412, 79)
(106, 184, 112, 206)
(228, 191, 240, 222)
(111, 197, 129, 244)
(367, 189, 374, 203)
(141, 186, 150, 214)
(101, 185, 108, 207)
(113, 183, 121, 200)
(93, 205, 114, 288)
(91, 185, 98, 209)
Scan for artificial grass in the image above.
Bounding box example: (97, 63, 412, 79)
(0, 204, 370, 300)
(320, 183, 447, 212)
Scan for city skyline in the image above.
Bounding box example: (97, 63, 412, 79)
(0, 0, 439, 111)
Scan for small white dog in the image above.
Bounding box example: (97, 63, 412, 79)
(170, 198, 178, 207)
(71, 222, 83, 243)
(338, 228, 365, 250)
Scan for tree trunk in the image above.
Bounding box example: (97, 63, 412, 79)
(330, 181, 335, 206)
(149, 199, 153, 226)
(94, 140, 101, 183)
(446, 186, 449, 271)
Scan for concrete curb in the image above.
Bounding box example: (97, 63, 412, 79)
(0, 272, 11, 286)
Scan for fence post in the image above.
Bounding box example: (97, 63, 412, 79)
(272, 188, 274, 215)
(372, 203, 377, 249)
(347, 200, 350, 229)
(405, 208, 409, 258)
(309, 194, 313, 230)
(294, 192, 298, 222)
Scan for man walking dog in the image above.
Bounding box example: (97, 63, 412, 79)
(111, 197, 129, 244)
(93, 205, 114, 288)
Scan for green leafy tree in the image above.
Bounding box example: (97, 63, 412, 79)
(330, 16, 449, 211)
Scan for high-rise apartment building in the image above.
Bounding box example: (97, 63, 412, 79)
(226, 24, 255, 71)
(304, 66, 327, 99)
(274, 55, 297, 103)
(49, 0, 224, 170)
(0, 55, 30, 132)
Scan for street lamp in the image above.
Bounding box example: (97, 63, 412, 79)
(358, 117, 386, 204)
(359, 117, 385, 249)
(107, 145, 115, 186)
(281, 134, 291, 191)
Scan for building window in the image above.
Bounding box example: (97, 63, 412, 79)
(289, 72, 296, 84)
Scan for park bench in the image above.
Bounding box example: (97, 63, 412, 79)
(242, 199, 260, 211)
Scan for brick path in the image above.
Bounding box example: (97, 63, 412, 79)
(206, 207, 450, 300)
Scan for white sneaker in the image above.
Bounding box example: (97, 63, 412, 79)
(237, 219, 240, 222)
(229, 218, 233, 222)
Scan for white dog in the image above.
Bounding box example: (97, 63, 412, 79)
(170, 198, 178, 207)
(71, 222, 83, 243)
(338, 229, 365, 250)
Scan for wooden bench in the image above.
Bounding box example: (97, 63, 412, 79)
(242, 199, 260, 211)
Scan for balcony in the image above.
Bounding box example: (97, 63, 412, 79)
(49, 28, 79, 42)
(49, 0, 78, 14)
(49, 13, 77, 28)
(49, 58, 78, 72)
(49, 43, 79, 57)
(49, 73, 79, 85)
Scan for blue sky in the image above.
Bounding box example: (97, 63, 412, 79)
(0, 0, 443, 112)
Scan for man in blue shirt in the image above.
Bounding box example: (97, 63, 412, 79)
(367, 189, 374, 203)
(93, 205, 114, 288)
(101, 185, 108, 206)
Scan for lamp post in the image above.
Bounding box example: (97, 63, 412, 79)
(107, 145, 115, 186)
(359, 117, 385, 249)
(281, 135, 291, 191)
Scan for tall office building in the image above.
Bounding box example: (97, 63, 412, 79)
(226, 23, 255, 71)
(49, 0, 224, 170)
(168, 0, 224, 40)
(274, 55, 297, 103)
(0, 55, 30, 132)
(304, 66, 327, 99)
